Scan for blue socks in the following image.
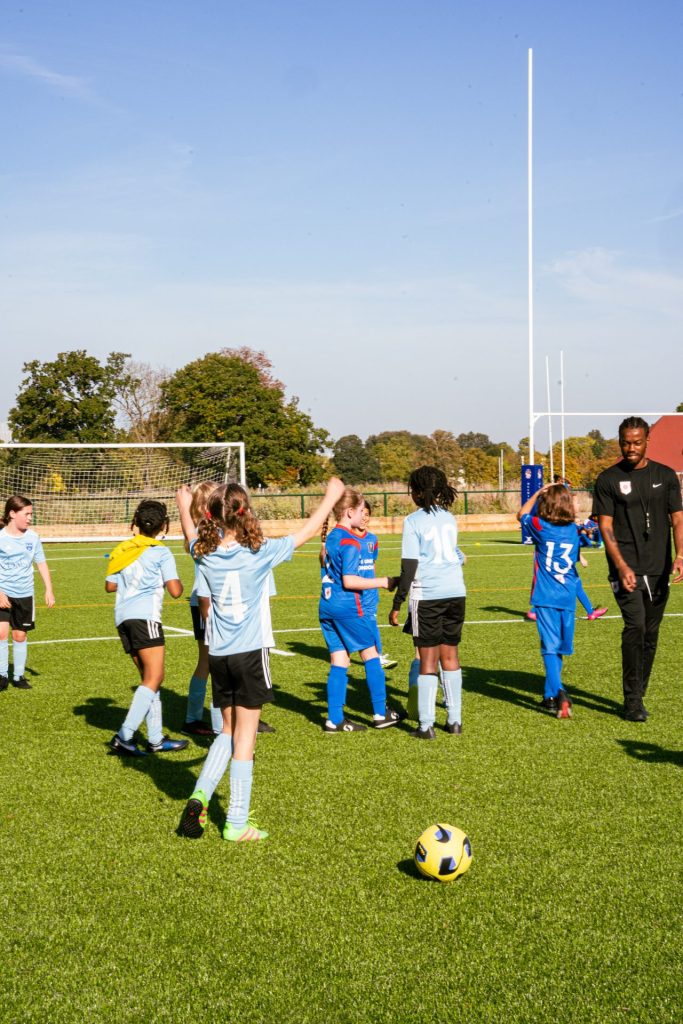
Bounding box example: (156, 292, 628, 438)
(196, 732, 233, 801)
(12, 640, 27, 680)
(407, 658, 420, 720)
(227, 758, 253, 828)
(417, 674, 438, 730)
(145, 691, 164, 746)
(542, 654, 563, 698)
(576, 580, 593, 615)
(120, 685, 156, 742)
(186, 674, 208, 722)
(364, 657, 387, 717)
(442, 669, 462, 726)
(326, 665, 349, 725)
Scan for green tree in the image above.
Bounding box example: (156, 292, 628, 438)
(8, 350, 129, 442)
(160, 349, 329, 487)
(421, 430, 463, 480)
(456, 431, 492, 451)
(332, 435, 381, 484)
(460, 448, 499, 486)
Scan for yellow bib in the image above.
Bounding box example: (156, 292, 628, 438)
(107, 535, 163, 575)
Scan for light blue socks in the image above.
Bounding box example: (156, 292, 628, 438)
(196, 732, 233, 801)
(12, 640, 27, 680)
(120, 685, 155, 742)
(0, 639, 8, 677)
(417, 673, 438, 730)
(186, 674, 208, 722)
(145, 691, 164, 745)
(227, 758, 253, 829)
(442, 669, 462, 726)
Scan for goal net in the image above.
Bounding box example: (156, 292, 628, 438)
(0, 443, 245, 541)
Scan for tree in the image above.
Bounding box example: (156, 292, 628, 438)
(160, 350, 329, 487)
(113, 359, 171, 442)
(332, 435, 381, 484)
(8, 350, 129, 442)
(456, 431, 492, 451)
(421, 430, 463, 480)
(676, 402, 683, 412)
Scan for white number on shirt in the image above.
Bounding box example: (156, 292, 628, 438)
(217, 571, 246, 622)
(423, 524, 459, 564)
(544, 541, 574, 584)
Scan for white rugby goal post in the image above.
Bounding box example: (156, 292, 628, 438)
(0, 442, 246, 542)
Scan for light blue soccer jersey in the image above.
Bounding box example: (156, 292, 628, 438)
(401, 507, 466, 600)
(358, 529, 380, 613)
(520, 514, 579, 610)
(0, 528, 46, 598)
(196, 536, 294, 656)
(106, 546, 179, 626)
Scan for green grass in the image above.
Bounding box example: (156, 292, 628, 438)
(0, 533, 681, 1023)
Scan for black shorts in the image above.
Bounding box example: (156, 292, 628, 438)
(190, 605, 206, 643)
(117, 619, 165, 655)
(209, 648, 274, 709)
(408, 597, 465, 648)
(0, 595, 35, 632)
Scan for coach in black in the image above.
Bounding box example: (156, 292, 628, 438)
(592, 416, 683, 721)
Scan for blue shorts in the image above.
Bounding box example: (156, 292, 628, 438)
(320, 615, 378, 655)
(535, 606, 575, 656)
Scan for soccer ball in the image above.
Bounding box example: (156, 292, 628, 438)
(414, 823, 472, 882)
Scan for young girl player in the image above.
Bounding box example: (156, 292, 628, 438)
(0, 495, 55, 691)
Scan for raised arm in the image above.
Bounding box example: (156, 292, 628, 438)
(175, 485, 197, 545)
(516, 485, 549, 522)
(292, 478, 346, 550)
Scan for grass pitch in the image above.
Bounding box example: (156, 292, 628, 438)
(0, 533, 681, 1023)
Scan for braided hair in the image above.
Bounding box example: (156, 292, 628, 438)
(618, 416, 650, 438)
(408, 466, 457, 513)
(132, 499, 169, 538)
(194, 483, 263, 557)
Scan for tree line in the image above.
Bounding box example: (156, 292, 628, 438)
(6, 347, 632, 489)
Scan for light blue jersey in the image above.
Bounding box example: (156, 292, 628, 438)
(106, 546, 179, 626)
(0, 528, 46, 598)
(196, 537, 294, 656)
(402, 507, 466, 600)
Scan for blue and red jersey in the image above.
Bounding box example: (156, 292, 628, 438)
(357, 529, 380, 613)
(520, 514, 580, 610)
(319, 525, 365, 619)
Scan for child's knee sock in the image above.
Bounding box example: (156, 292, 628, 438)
(186, 675, 208, 722)
(364, 656, 387, 717)
(12, 640, 27, 680)
(227, 758, 253, 829)
(442, 669, 462, 725)
(417, 674, 438, 730)
(0, 639, 9, 677)
(145, 691, 164, 746)
(326, 665, 348, 725)
(210, 704, 223, 734)
(195, 732, 233, 800)
(576, 581, 593, 615)
(542, 654, 563, 698)
(407, 658, 420, 719)
(120, 685, 155, 742)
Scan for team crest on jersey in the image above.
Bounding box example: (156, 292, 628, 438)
(368, 542, 377, 553)
(323, 586, 331, 600)
(619, 481, 631, 495)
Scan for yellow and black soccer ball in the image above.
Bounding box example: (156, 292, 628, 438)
(414, 823, 473, 882)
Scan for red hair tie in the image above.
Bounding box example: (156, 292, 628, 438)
(205, 510, 212, 520)
(236, 507, 245, 516)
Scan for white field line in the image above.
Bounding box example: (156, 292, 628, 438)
(24, 612, 683, 649)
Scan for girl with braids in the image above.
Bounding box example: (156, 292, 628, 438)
(0, 495, 55, 692)
(178, 476, 345, 842)
(106, 500, 187, 756)
(389, 467, 466, 739)
(319, 487, 401, 732)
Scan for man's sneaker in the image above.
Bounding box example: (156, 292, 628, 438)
(444, 721, 462, 735)
(178, 790, 208, 839)
(556, 690, 573, 719)
(0, 676, 8, 692)
(372, 707, 402, 729)
(109, 733, 147, 757)
(11, 677, 32, 690)
(525, 610, 537, 622)
(623, 706, 647, 723)
(410, 726, 436, 740)
(181, 720, 214, 737)
(257, 720, 276, 734)
(587, 607, 608, 620)
(223, 819, 268, 842)
(145, 736, 189, 753)
(323, 718, 367, 733)
(379, 654, 398, 670)
(540, 696, 558, 712)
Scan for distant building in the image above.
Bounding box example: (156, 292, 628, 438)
(648, 416, 683, 473)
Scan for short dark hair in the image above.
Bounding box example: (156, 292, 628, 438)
(618, 416, 649, 438)
(409, 466, 457, 512)
(132, 499, 169, 538)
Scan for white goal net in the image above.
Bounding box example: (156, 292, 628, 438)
(0, 443, 245, 541)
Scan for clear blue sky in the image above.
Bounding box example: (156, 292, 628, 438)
(2, 0, 682, 448)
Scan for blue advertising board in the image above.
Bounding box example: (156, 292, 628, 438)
(520, 465, 544, 543)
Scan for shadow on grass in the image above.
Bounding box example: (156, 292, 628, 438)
(397, 858, 424, 880)
(463, 665, 622, 717)
(481, 605, 528, 618)
(616, 739, 683, 767)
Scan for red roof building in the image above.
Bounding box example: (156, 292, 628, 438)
(648, 415, 683, 472)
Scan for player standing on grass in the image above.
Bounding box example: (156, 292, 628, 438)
(178, 477, 346, 842)
(592, 416, 683, 722)
(319, 487, 402, 733)
(517, 483, 581, 718)
(389, 467, 466, 739)
(107, 500, 188, 756)
(0, 495, 55, 692)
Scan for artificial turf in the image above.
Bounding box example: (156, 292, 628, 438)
(0, 532, 681, 1023)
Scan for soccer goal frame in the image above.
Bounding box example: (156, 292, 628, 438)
(0, 442, 246, 542)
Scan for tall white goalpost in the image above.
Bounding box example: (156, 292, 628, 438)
(0, 442, 246, 541)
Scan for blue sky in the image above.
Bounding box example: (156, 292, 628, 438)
(1, 0, 682, 449)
